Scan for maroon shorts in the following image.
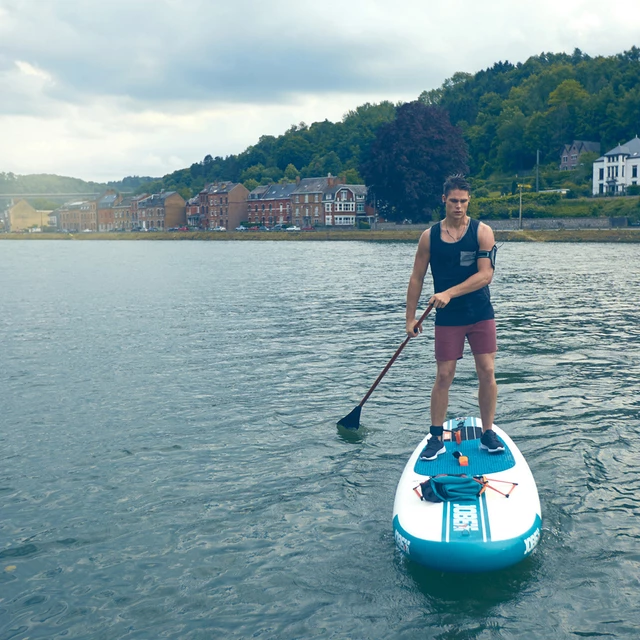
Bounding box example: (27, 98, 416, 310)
(434, 319, 497, 361)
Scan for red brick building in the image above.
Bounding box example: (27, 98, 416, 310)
(247, 183, 297, 226)
(200, 182, 249, 230)
(57, 199, 98, 232)
(137, 191, 186, 230)
(97, 190, 123, 232)
(186, 196, 201, 228)
(291, 176, 343, 227)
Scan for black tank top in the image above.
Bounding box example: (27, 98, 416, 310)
(429, 218, 494, 326)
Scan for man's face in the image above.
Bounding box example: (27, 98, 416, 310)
(442, 189, 470, 220)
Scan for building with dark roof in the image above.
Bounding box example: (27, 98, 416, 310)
(592, 136, 640, 195)
(560, 140, 600, 171)
(137, 191, 186, 230)
(247, 183, 298, 226)
(198, 182, 249, 230)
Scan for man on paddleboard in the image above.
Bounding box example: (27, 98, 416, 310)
(405, 174, 503, 461)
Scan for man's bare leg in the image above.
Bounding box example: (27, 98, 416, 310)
(430, 359, 457, 426)
(474, 352, 497, 432)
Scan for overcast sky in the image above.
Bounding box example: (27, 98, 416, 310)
(1, 0, 639, 182)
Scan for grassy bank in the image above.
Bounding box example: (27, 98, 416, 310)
(3, 228, 640, 242)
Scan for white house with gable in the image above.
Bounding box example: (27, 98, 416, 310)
(592, 136, 640, 195)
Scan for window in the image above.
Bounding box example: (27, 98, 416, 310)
(633, 165, 638, 178)
(325, 203, 332, 212)
(304, 195, 309, 203)
(599, 168, 604, 180)
(563, 156, 568, 163)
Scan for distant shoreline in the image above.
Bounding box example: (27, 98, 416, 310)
(3, 229, 640, 242)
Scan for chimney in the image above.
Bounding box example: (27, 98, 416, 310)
(296, 176, 301, 185)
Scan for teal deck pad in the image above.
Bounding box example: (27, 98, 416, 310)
(414, 435, 516, 476)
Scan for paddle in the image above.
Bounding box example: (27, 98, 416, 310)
(337, 303, 434, 430)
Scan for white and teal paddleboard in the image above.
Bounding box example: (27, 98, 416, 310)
(393, 417, 541, 573)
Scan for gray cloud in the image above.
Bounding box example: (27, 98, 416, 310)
(2, 0, 640, 180)
(1, 0, 435, 111)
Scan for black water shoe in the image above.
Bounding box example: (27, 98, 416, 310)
(480, 429, 505, 454)
(419, 437, 446, 461)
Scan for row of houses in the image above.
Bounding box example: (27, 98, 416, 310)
(2, 174, 375, 232)
(187, 174, 374, 230)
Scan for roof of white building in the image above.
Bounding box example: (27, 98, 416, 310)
(604, 135, 640, 158)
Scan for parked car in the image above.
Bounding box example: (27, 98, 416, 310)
(235, 225, 247, 231)
(286, 225, 301, 232)
(212, 226, 227, 232)
(258, 225, 270, 232)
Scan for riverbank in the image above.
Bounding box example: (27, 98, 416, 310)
(3, 228, 640, 242)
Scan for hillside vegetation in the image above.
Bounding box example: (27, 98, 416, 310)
(4, 48, 640, 219)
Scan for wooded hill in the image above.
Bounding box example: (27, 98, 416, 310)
(143, 47, 640, 202)
(5, 48, 640, 210)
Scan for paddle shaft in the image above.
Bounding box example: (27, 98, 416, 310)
(358, 304, 434, 408)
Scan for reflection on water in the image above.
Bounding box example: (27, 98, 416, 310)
(1, 240, 639, 639)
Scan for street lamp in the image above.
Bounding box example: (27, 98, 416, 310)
(518, 183, 531, 229)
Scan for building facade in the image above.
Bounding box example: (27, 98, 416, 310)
(186, 196, 201, 227)
(200, 182, 249, 230)
(247, 183, 296, 226)
(592, 136, 640, 195)
(57, 199, 98, 232)
(560, 140, 600, 171)
(137, 191, 186, 230)
(291, 176, 344, 227)
(322, 184, 371, 226)
(97, 191, 122, 232)
(5, 199, 41, 231)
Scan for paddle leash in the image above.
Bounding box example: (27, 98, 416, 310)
(337, 304, 434, 430)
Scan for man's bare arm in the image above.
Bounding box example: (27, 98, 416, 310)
(406, 228, 431, 335)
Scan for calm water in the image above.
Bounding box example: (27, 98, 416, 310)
(1, 239, 639, 640)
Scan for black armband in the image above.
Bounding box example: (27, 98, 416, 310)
(477, 245, 497, 269)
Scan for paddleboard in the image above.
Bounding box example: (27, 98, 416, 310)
(393, 417, 541, 573)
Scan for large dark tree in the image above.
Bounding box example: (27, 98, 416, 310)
(360, 101, 468, 222)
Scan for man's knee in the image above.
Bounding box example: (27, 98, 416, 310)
(474, 354, 496, 382)
(435, 361, 456, 388)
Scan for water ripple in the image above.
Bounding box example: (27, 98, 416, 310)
(1, 240, 640, 639)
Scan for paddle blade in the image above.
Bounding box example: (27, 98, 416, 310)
(337, 405, 361, 430)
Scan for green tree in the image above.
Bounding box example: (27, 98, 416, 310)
(284, 163, 300, 180)
(360, 101, 468, 222)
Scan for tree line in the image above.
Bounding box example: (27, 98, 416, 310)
(6, 48, 640, 222)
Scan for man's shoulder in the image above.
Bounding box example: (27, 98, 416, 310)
(476, 220, 494, 236)
(476, 220, 495, 247)
(419, 225, 433, 242)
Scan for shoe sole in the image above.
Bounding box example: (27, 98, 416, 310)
(480, 443, 505, 454)
(419, 445, 446, 461)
